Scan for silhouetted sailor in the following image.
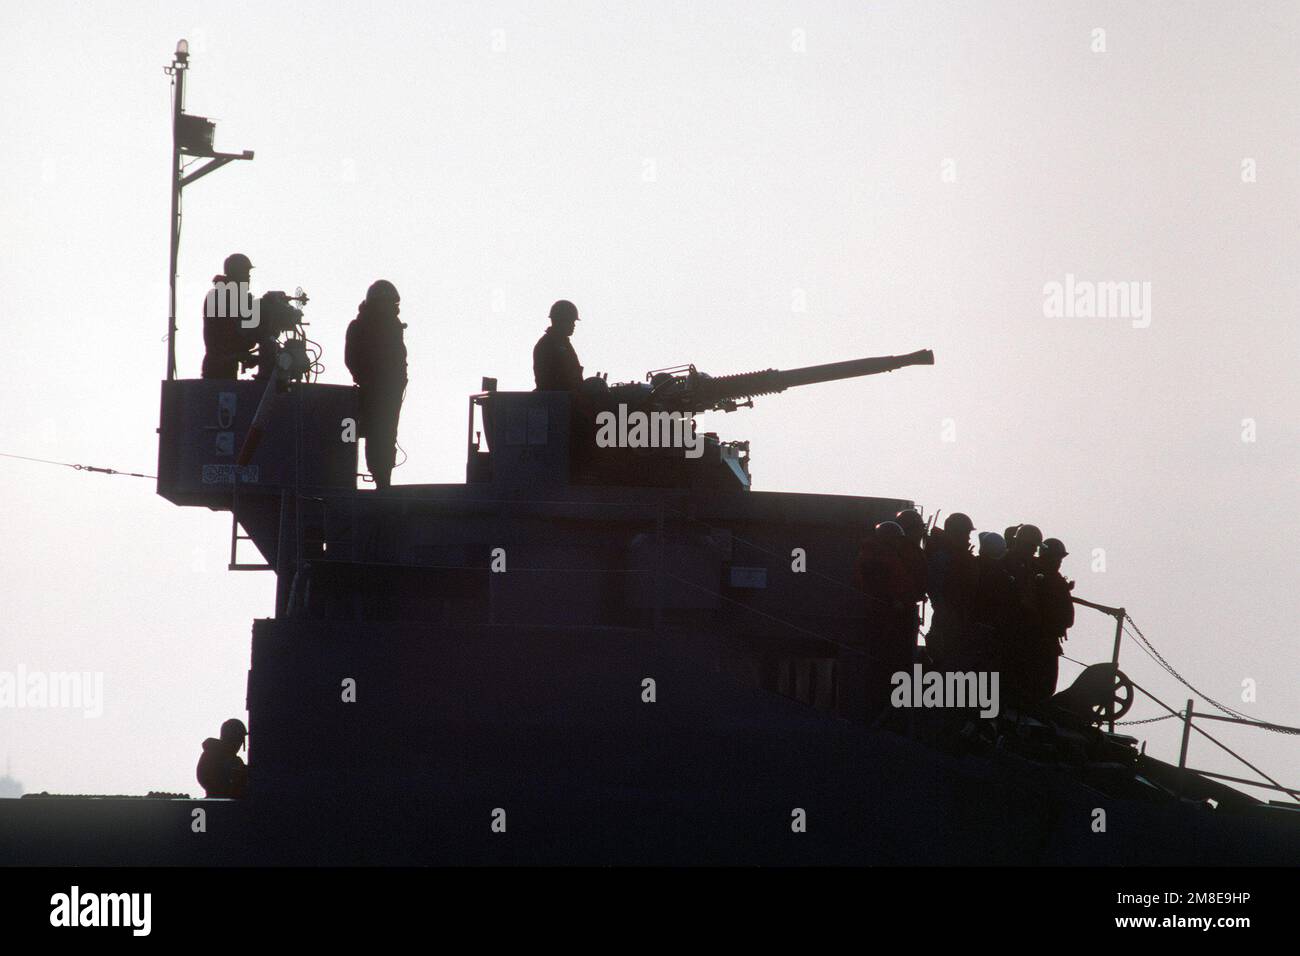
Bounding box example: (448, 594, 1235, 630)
(533, 299, 583, 391)
(976, 530, 1007, 560)
(855, 520, 926, 719)
(1029, 538, 1075, 699)
(894, 509, 928, 639)
(196, 718, 248, 798)
(972, 531, 1015, 674)
(925, 512, 974, 599)
(345, 280, 407, 490)
(201, 253, 256, 379)
(925, 512, 976, 667)
(895, 508, 925, 546)
(1002, 523, 1045, 705)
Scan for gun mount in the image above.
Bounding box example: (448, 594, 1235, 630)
(469, 349, 935, 492)
(640, 349, 935, 414)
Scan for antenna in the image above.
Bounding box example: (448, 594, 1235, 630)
(164, 40, 255, 380)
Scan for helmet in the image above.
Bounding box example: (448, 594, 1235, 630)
(895, 509, 925, 540)
(219, 718, 247, 744)
(549, 299, 579, 324)
(366, 279, 400, 306)
(1015, 524, 1043, 552)
(944, 512, 974, 538)
(1040, 537, 1069, 559)
(977, 531, 1007, 559)
(874, 521, 904, 538)
(223, 253, 253, 277)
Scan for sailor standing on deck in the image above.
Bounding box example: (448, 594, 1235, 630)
(345, 280, 407, 490)
(201, 253, 257, 379)
(1001, 523, 1044, 705)
(533, 299, 583, 392)
(533, 299, 602, 468)
(855, 521, 926, 720)
(1030, 538, 1074, 699)
(196, 718, 249, 798)
(924, 512, 977, 667)
(893, 509, 929, 652)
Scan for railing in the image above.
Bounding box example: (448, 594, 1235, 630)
(1071, 598, 1299, 805)
(1176, 700, 1300, 801)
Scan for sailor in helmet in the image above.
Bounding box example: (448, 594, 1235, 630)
(196, 718, 249, 798)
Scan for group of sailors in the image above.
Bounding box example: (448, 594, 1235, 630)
(200, 255, 590, 490)
(200, 255, 409, 489)
(854, 509, 1075, 716)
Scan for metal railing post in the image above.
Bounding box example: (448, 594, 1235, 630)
(1108, 608, 1125, 732)
(229, 473, 240, 567)
(1178, 698, 1194, 770)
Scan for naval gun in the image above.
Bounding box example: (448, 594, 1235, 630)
(469, 349, 935, 492)
(597, 349, 935, 415)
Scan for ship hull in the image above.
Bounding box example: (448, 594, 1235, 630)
(4, 619, 1296, 866)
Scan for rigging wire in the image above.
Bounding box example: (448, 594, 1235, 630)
(0, 452, 155, 480)
(1121, 615, 1295, 735)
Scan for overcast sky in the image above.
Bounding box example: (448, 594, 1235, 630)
(1, 0, 1296, 800)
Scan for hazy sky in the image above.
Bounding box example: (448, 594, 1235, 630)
(1, 1, 1296, 799)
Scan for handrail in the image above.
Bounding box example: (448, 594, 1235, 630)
(1070, 602, 1298, 805)
(1070, 596, 1126, 729)
(1182, 703, 1299, 802)
(1188, 712, 1300, 735)
(1070, 595, 1123, 616)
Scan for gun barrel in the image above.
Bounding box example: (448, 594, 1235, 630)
(776, 349, 934, 389)
(688, 349, 933, 410)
